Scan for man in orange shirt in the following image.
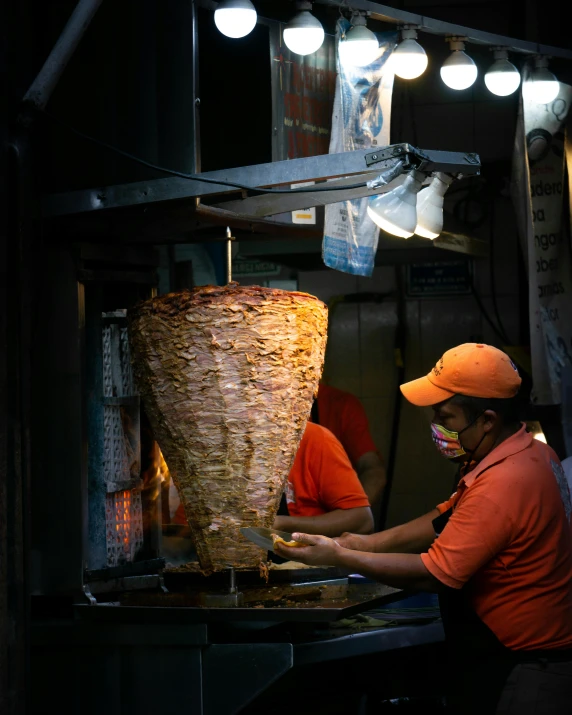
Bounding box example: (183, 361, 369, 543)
(273, 420, 374, 537)
(311, 383, 386, 521)
(173, 421, 374, 537)
(276, 343, 572, 714)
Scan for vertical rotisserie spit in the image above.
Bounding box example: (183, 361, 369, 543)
(127, 283, 328, 574)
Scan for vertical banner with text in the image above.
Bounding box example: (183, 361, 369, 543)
(512, 72, 572, 404)
(270, 24, 336, 162)
(269, 22, 336, 228)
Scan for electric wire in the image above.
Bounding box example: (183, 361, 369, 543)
(470, 274, 510, 345)
(36, 108, 376, 195)
(488, 193, 511, 344)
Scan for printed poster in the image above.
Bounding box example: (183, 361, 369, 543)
(511, 68, 572, 404)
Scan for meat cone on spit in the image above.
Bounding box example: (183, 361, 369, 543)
(127, 283, 328, 574)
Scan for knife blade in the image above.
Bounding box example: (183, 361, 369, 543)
(240, 527, 296, 552)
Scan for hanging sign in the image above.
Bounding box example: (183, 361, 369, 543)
(406, 261, 472, 297)
(291, 181, 317, 224)
(322, 19, 397, 277)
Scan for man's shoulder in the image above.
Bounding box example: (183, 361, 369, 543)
(304, 421, 341, 445)
(473, 437, 562, 492)
(301, 422, 348, 462)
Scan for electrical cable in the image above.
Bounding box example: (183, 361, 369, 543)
(488, 193, 511, 344)
(378, 265, 406, 532)
(470, 273, 510, 345)
(35, 108, 381, 196)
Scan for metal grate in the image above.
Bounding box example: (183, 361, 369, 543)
(105, 489, 144, 566)
(102, 311, 143, 567)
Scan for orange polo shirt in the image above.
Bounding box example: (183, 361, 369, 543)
(421, 424, 572, 651)
(313, 383, 380, 467)
(285, 422, 371, 517)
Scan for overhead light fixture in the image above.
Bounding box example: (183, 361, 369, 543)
(484, 47, 521, 96)
(338, 12, 379, 67)
(214, 0, 257, 39)
(414, 172, 454, 239)
(523, 56, 560, 104)
(440, 36, 478, 90)
(283, 1, 325, 56)
(390, 25, 428, 80)
(367, 169, 426, 238)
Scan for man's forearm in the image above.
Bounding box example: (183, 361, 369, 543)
(274, 507, 374, 537)
(356, 453, 386, 511)
(336, 549, 443, 592)
(345, 509, 440, 554)
(358, 467, 386, 511)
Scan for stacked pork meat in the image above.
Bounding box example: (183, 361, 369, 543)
(127, 283, 328, 574)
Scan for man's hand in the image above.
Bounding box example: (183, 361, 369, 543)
(273, 532, 342, 567)
(335, 531, 375, 552)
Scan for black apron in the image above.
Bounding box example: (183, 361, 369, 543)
(433, 505, 572, 714)
(433, 506, 517, 713)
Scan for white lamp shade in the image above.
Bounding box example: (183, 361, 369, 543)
(391, 38, 428, 79)
(524, 67, 560, 104)
(440, 50, 478, 90)
(367, 171, 424, 238)
(214, 0, 257, 39)
(414, 174, 453, 239)
(338, 25, 380, 67)
(283, 10, 325, 56)
(484, 58, 521, 96)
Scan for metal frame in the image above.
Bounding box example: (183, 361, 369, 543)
(42, 145, 480, 228)
(21, 0, 105, 115)
(315, 0, 572, 60)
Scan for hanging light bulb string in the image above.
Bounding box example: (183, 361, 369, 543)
(209, 2, 563, 97)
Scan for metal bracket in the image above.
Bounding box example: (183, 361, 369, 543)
(464, 153, 481, 165)
(82, 584, 97, 606)
(157, 573, 169, 594)
(365, 144, 416, 167)
(41, 145, 481, 241)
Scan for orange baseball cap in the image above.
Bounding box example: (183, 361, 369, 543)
(400, 343, 522, 407)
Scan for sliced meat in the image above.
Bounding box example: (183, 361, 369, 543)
(127, 283, 328, 574)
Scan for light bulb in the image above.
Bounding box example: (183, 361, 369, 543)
(484, 49, 520, 96)
(485, 59, 521, 96)
(283, 2, 324, 56)
(414, 173, 454, 239)
(524, 57, 560, 104)
(367, 170, 425, 238)
(214, 0, 257, 39)
(440, 38, 478, 90)
(338, 17, 379, 67)
(391, 27, 428, 80)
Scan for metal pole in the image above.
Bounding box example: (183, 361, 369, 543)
(225, 226, 234, 284)
(21, 0, 105, 112)
(229, 566, 237, 594)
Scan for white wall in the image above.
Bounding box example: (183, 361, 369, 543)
(298, 194, 522, 526)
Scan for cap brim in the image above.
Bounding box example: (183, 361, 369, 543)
(400, 375, 455, 407)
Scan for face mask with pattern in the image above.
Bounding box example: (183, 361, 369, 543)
(431, 411, 487, 459)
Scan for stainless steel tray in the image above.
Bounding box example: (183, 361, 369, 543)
(74, 584, 404, 623)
